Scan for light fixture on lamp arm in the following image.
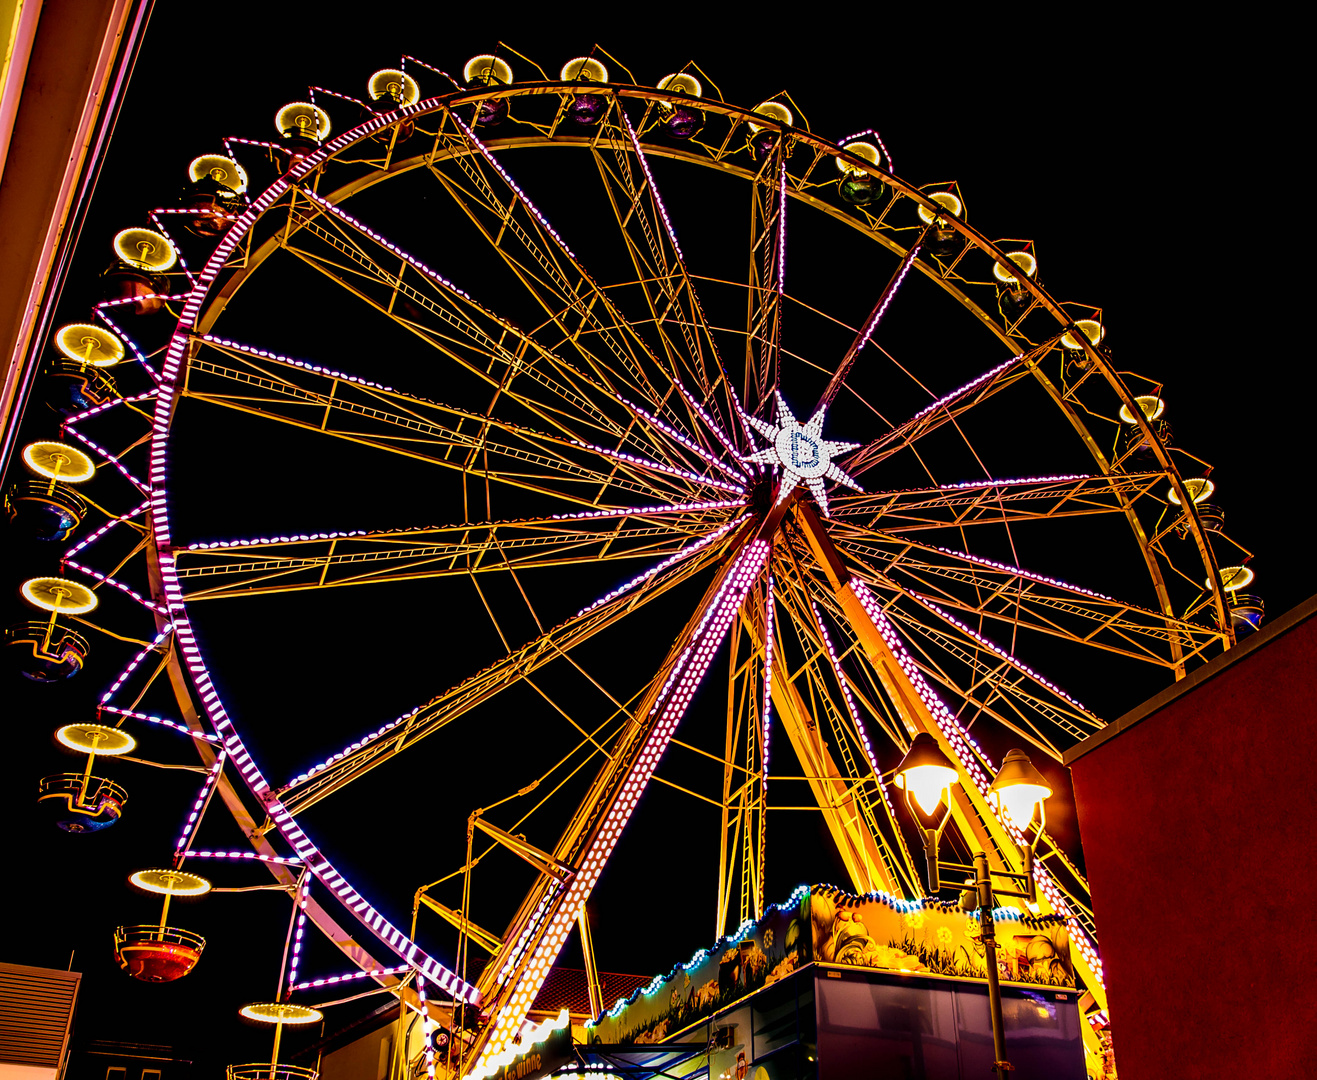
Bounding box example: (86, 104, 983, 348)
(893, 733, 1053, 1080)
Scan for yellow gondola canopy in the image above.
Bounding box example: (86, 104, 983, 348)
(54, 323, 126, 367)
(561, 57, 608, 83)
(917, 191, 962, 225)
(1169, 477, 1215, 505)
(836, 141, 881, 177)
(113, 227, 177, 272)
(21, 577, 98, 613)
(1208, 565, 1255, 592)
(993, 251, 1037, 284)
(56, 722, 135, 755)
(275, 102, 331, 141)
(130, 868, 212, 896)
(240, 1002, 323, 1025)
(368, 69, 420, 107)
(657, 72, 702, 98)
(747, 100, 793, 133)
(464, 55, 512, 86)
(1061, 318, 1104, 351)
(189, 154, 248, 193)
(1118, 395, 1165, 424)
(22, 441, 96, 483)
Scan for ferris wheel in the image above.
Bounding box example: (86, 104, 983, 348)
(9, 46, 1260, 1079)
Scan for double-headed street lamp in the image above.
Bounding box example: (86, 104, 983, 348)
(894, 732, 1053, 1080)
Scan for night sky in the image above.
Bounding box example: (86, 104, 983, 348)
(3, 11, 1302, 1076)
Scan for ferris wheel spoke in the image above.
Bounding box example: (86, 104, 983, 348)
(842, 343, 1054, 480)
(741, 153, 788, 417)
(278, 514, 749, 816)
(174, 512, 729, 600)
(183, 339, 731, 505)
(829, 472, 1165, 533)
(589, 101, 742, 438)
(428, 115, 675, 411)
(276, 192, 670, 448)
(840, 536, 1220, 668)
(768, 571, 921, 896)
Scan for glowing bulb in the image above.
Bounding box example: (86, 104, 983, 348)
(900, 764, 958, 815)
(1118, 395, 1165, 424)
(995, 783, 1049, 827)
(836, 140, 881, 176)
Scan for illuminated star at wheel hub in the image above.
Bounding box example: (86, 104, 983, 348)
(742, 391, 862, 517)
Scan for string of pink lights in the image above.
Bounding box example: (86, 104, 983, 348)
(99, 625, 172, 703)
(137, 152, 481, 1002)
(847, 579, 1104, 986)
(175, 752, 226, 854)
(286, 880, 309, 996)
(479, 539, 772, 1064)
(64, 498, 150, 559)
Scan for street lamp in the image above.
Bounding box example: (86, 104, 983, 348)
(894, 733, 1053, 1080)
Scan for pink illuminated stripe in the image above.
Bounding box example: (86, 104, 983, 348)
(200, 334, 395, 390)
(418, 975, 436, 1080)
(838, 127, 894, 173)
(287, 881, 309, 995)
(776, 156, 787, 297)
(399, 55, 462, 90)
(64, 558, 166, 613)
(310, 85, 367, 109)
(92, 306, 161, 380)
(675, 376, 747, 463)
(618, 395, 747, 480)
(550, 499, 744, 522)
(575, 514, 747, 617)
(906, 355, 1023, 426)
(175, 751, 225, 852)
(64, 498, 151, 559)
(932, 545, 1118, 603)
(99, 704, 220, 742)
(847, 580, 1104, 984)
(762, 573, 775, 772)
(451, 113, 577, 259)
(62, 428, 148, 492)
(938, 472, 1091, 491)
(292, 963, 410, 991)
(857, 244, 919, 353)
(100, 625, 172, 702)
(618, 106, 683, 261)
(478, 540, 771, 1065)
(907, 593, 1093, 715)
(575, 437, 745, 494)
(141, 112, 486, 1004)
(145, 211, 197, 289)
(187, 850, 302, 863)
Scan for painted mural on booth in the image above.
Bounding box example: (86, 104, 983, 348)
(586, 884, 1073, 1047)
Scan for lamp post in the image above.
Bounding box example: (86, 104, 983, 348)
(893, 733, 1052, 1080)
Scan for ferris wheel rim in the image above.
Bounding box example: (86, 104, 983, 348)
(121, 72, 1233, 1056)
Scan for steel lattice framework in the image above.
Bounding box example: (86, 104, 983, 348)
(53, 59, 1254, 1078)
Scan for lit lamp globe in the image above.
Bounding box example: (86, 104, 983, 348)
(894, 731, 960, 816)
(988, 749, 1052, 828)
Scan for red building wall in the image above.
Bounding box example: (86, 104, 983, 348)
(1065, 597, 1317, 1079)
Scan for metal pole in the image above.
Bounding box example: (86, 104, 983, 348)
(975, 851, 1012, 1080)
